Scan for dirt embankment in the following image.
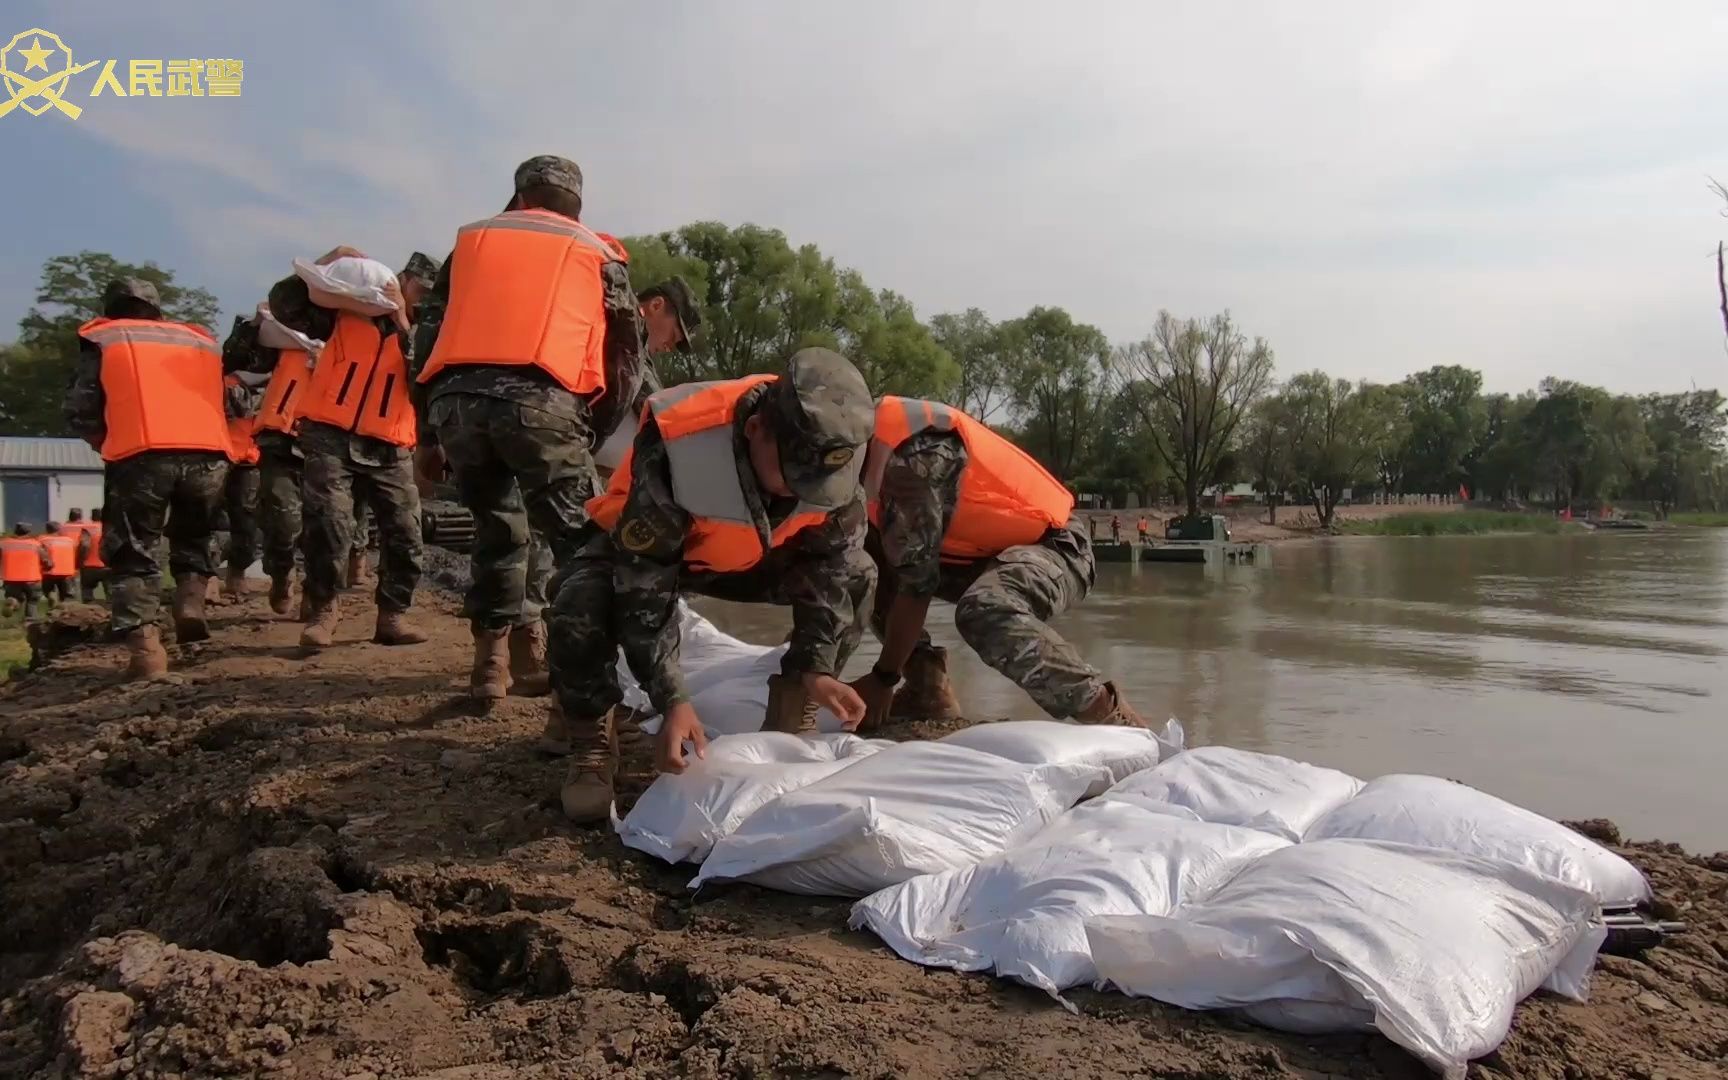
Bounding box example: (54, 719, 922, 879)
(1, 592, 1725, 1079)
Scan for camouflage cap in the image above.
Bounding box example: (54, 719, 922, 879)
(103, 277, 161, 315)
(400, 251, 441, 288)
(512, 155, 583, 199)
(767, 348, 874, 509)
(638, 276, 702, 354)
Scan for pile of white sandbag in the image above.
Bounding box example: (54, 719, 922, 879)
(612, 610, 1643, 1076)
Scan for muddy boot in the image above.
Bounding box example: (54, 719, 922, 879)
(763, 673, 819, 734)
(1074, 681, 1149, 729)
(223, 568, 247, 600)
(172, 576, 211, 644)
(507, 621, 550, 697)
(373, 609, 429, 646)
(889, 645, 963, 723)
(559, 709, 619, 825)
(346, 550, 371, 592)
(300, 599, 339, 650)
(268, 575, 293, 616)
(124, 625, 170, 682)
(539, 698, 572, 755)
(470, 623, 510, 702)
(297, 593, 311, 622)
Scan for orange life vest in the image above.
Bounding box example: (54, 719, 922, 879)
(254, 347, 314, 437)
(295, 313, 417, 447)
(586, 376, 835, 574)
(40, 533, 75, 577)
(417, 208, 625, 397)
(70, 523, 106, 570)
(1, 538, 45, 584)
(81, 317, 229, 462)
(865, 397, 1075, 562)
(224, 374, 261, 465)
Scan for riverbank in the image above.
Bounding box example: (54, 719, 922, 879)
(1670, 512, 1728, 527)
(1337, 511, 1564, 537)
(1, 592, 1724, 1078)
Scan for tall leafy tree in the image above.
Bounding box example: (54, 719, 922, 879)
(1281, 373, 1390, 528)
(928, 308, 1013, 422)
(1399, 365, 1487, 493)
(1000, 306, 1108, 482)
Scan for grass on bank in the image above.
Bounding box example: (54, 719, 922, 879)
(1669, 512, 1728, 527)
(0, 616, 28, 684)
(1338, 511, 1564, 537)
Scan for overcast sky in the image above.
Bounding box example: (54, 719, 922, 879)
(3, 0, 1726, 394)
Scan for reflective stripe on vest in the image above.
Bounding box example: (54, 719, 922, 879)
(866, 396, 1075, 561)
(40, 534, 75, 576)
(80, 317, 229, 462)
(1, 538, 45, 584)
(296, 314, 417, 447)
(416, 208, 623, 396)
(586, 376, 830, 573)
(255, 348, 314, 437)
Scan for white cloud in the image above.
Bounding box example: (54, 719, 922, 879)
(26, 0, 1728, 393)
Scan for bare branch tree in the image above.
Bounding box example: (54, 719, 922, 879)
(1113, 311, 1274, 517)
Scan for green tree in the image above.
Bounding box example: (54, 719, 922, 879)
(1520, 379, 1612, 506)
(1114, 311, 1274, 517)
(1466, 392, 1535, 503)
(1072, 385, 1165, 506)
(1281, 373, 1389, 528)
(1399, 365, 1487, 493)
(1639, 390, 1728, 515)
(1000, 306, 1108, 482)
(928, 308, 1013, 422)
(3, 251, 218, 437)
(1239, 391, 1296, 523)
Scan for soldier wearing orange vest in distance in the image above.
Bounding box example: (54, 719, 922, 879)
(2, 523, 51, 620)
(411, 155, 652, 704)
(65, 507, 108, 601)
(546, 349, 876, 824)
(39, 522, 77, 604)
(219, 372, 264, 598)
(279, 256, 433, 651)
(849, 397, 1149, 732)
(63, 278, 239, 680)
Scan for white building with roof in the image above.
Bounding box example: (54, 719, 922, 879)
(0, 437, 104, 531)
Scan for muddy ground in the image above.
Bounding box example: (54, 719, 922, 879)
(1, 589, 1725, 1080)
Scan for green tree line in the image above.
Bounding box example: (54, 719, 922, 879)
(5, 233, 1725, 527)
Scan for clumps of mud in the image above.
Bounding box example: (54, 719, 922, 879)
(2, 593, 1726, 1079)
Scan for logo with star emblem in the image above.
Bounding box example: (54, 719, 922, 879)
(0, 29, 98, 120)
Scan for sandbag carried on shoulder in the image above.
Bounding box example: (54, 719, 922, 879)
(618, 732, 888, 865)
(851, 794, 1287, 999)
(692, 742, 1104, 897)
(940, 718, 1184, 797)
(1086, 838, 1604, 1078)
(1103, 745, 1362, 841)
(1303, 773, 1651, 908)
(292, 256, 402, 318)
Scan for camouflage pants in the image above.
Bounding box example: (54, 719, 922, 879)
(79, 568, 108, 602)
(299, 438, 422, 613)
(548, 534, 875, 722)
(102, 451, 228, 634)
(870, 519, 1103, 719)
(429, 393, 598, 629)
(525, 530, 554, 622)
(4, 583, 43, 620)
(223, 464, 262, 572)
(44, 577, 73, 603)
(259, 445, 370, 581)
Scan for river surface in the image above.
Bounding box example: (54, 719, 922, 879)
(698, 529, 1728, 852)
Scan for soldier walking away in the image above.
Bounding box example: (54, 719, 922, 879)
(2, 523, 50, 620)
(64, 278, 235, 680)
(548, 348, 875, 824)
(1110, 512, 1122, 543)
(278, 257, 433, 651)
(62, 509, 109, 601)
(410, 156, 664, 704)
(851, 396, 1148, 733)
(220, 373, 265, 597)
(39, 523, 77, 604)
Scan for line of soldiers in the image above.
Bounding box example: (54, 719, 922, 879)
(58, 153, 1149, 826)
(2, 510, 106, 618)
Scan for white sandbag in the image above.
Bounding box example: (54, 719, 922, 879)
(254, 303, 324, 356)
(1104, 746, 1362, 840)
(618, 732, 888, 865)
(940, 719, 1184, 796)
(1303, 774, 1650, 908)
(692, 743, 1105, 897)
(292, 256, 402, 317)
(850, 794, 1287, 999)
(1086, 839, 1605, 1078)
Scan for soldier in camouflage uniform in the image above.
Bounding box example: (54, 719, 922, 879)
(411, 157, 689, 705)
(547, 348, 875, 824)
(851, 399, 1148, 731)
(64, 278, 241, 680)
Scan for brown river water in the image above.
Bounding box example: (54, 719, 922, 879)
(698, 529, 1728, 853)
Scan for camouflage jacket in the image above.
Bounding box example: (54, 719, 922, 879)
(608, 382, 867, 711)
(874, 429, 968, 596)
(408, 244, 646, 449)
